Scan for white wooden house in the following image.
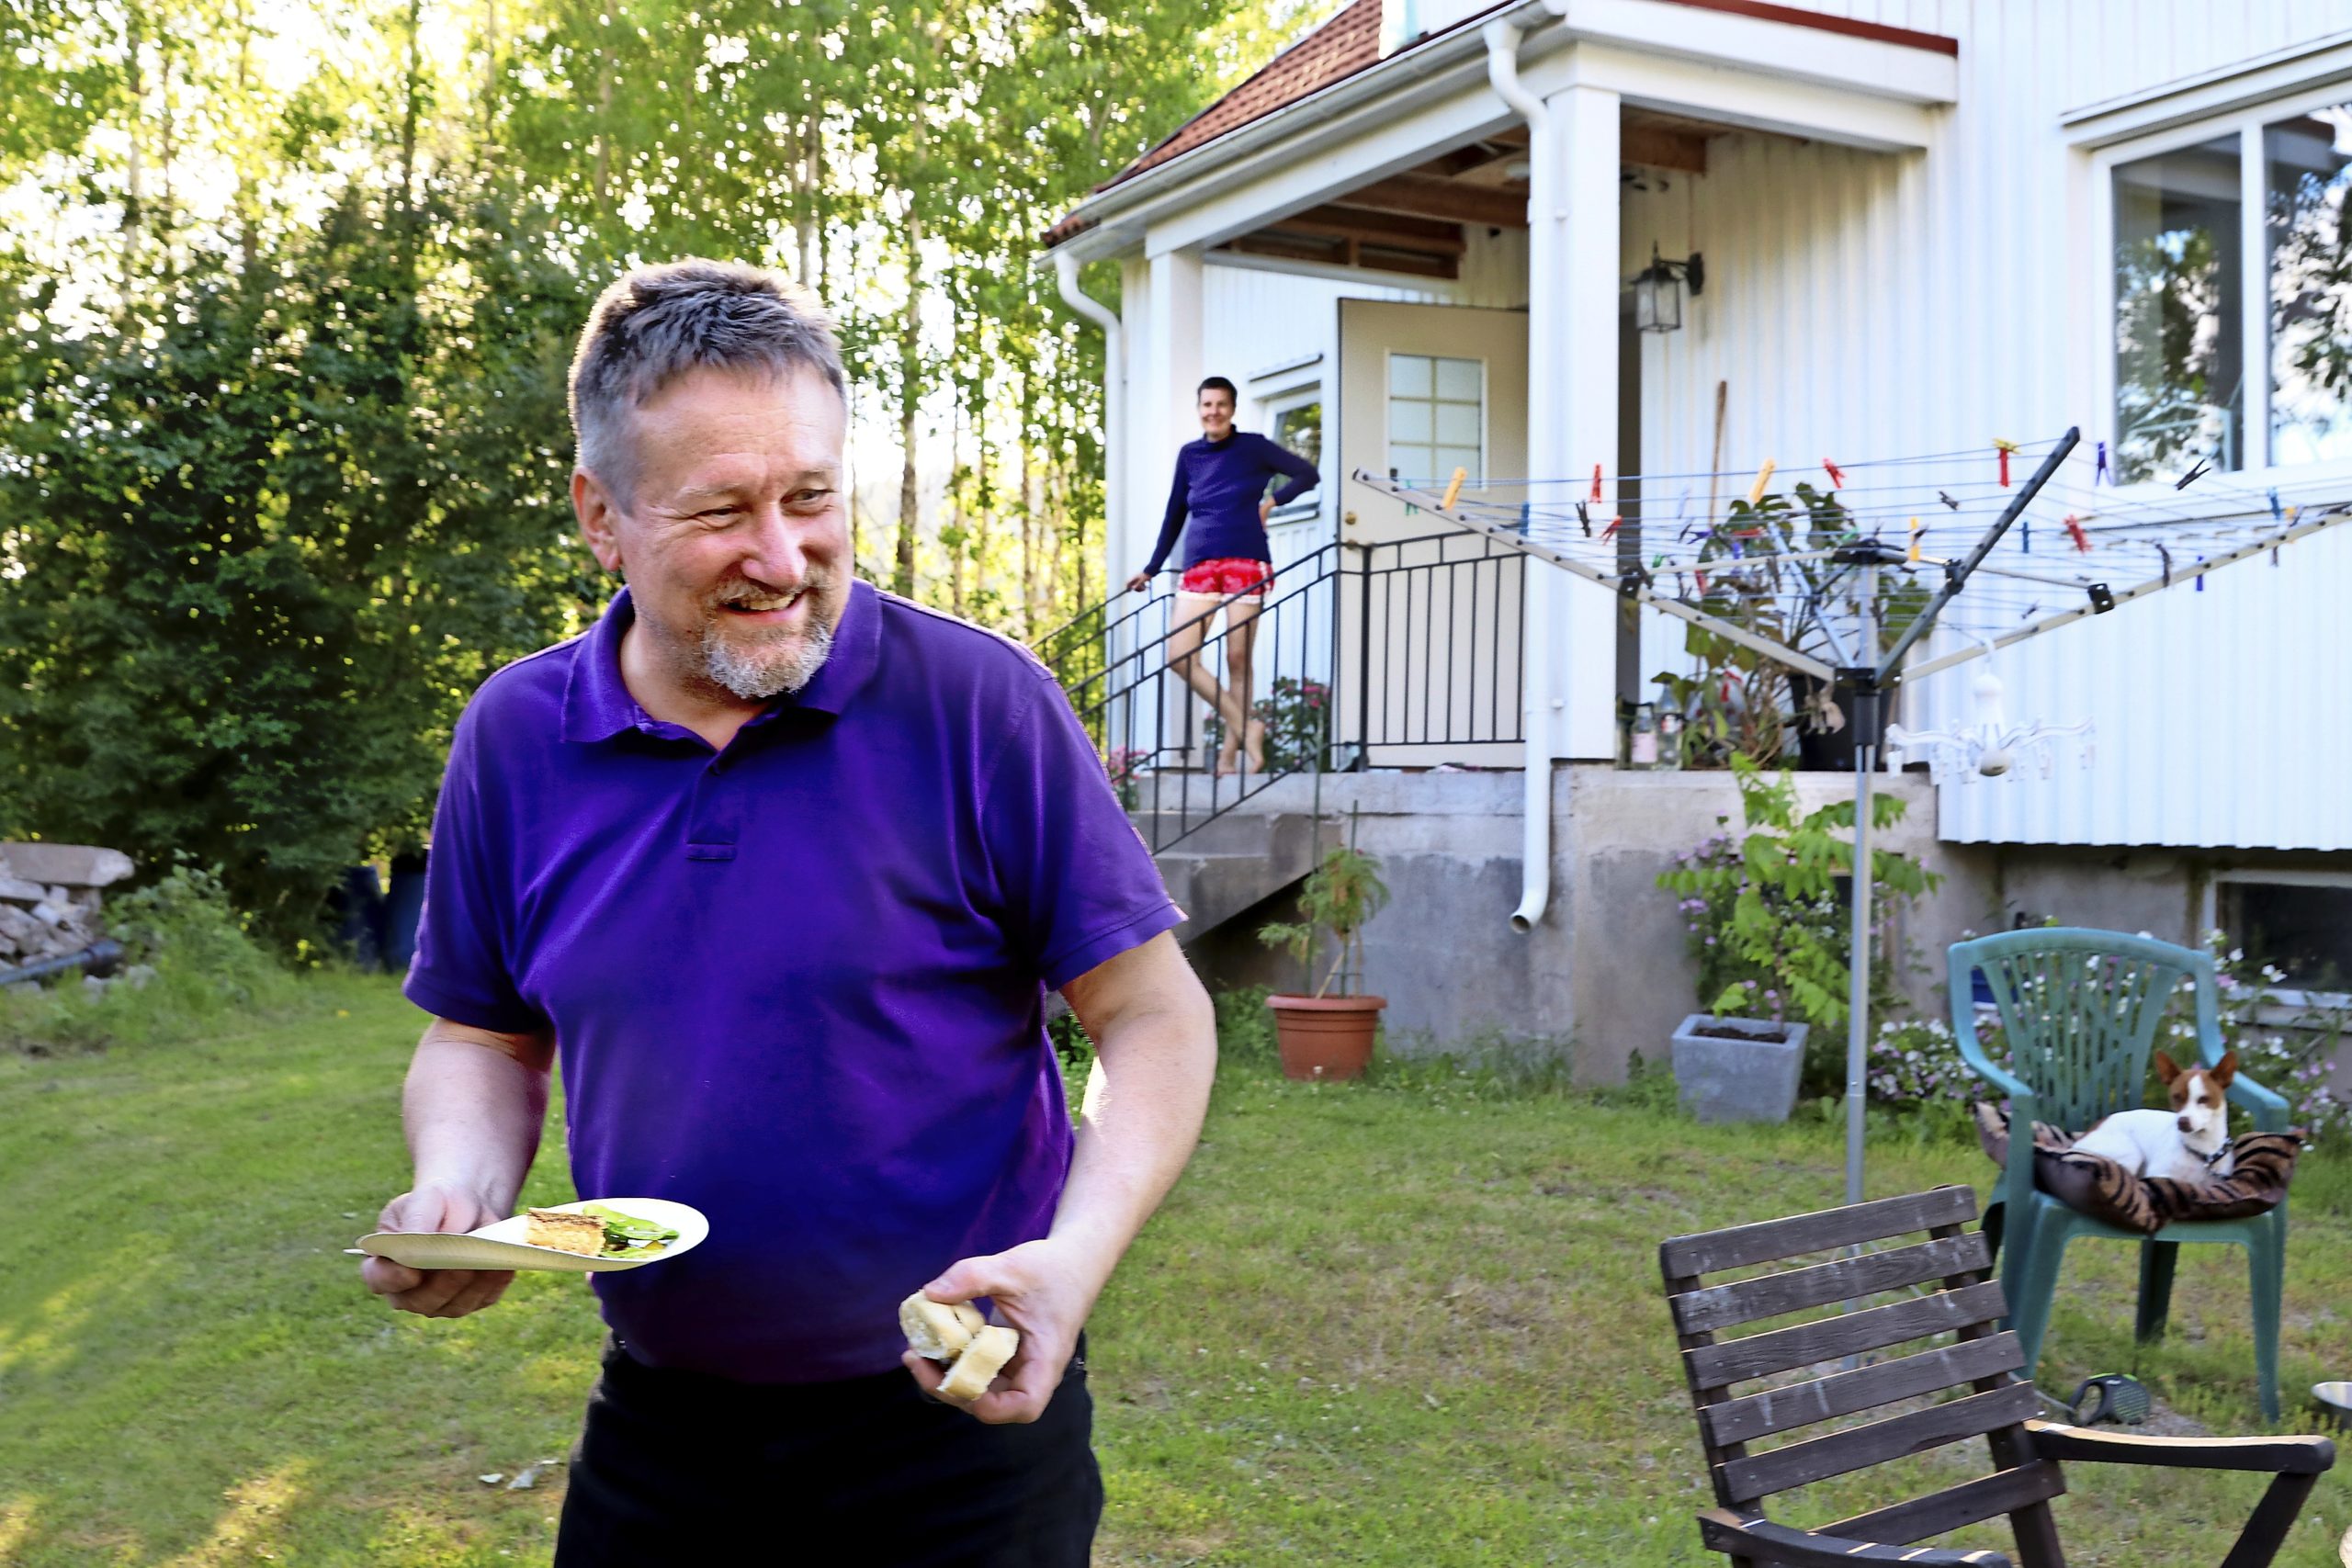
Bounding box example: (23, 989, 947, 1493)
(1038, 0, 2352, 1064)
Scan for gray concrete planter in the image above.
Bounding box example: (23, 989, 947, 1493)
(1670, 1014, 1808, 1124)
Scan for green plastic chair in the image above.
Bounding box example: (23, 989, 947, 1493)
(1949, 928, 2292, 1421)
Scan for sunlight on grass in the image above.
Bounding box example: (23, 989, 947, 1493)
(0, 1244, 158, 1377)
(0, 1501, 33, 1562)
(156, 1463, 308, 1568)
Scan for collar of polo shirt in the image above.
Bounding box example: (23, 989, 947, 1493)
(560, 578, 884, 744)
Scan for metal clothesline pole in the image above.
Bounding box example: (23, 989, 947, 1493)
(1845, 564, 1880, 1208)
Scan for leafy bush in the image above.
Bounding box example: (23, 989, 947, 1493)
(2175, 931, 2348, 1145)
(1658, 756, 1939, 1038)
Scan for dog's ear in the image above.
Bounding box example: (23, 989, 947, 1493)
(2154, 1050, 2182, 1084)
(2212, 1049, 2238, 1088)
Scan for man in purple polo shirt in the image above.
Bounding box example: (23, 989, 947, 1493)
(360, 259, 1216, 1565)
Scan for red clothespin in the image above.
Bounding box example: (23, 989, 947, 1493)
(1590, 464, 1604, 502)
(2063, 514, 2090, 553)
(1600, 516, 1623, 541)
(1993, 438, 2019, 488)
(1823, 457, 1848, 489)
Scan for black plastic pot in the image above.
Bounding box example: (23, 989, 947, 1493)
(1788, 673, 1891, 773)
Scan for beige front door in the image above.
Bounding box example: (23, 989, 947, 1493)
(1335, 300, 1531, 767)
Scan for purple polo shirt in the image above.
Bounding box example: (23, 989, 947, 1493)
(402, 580, 1182, 1383)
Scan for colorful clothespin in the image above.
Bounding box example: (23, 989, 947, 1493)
(2267, 488, 2282, 522)
(1938, 490, 1961, 511)
(2021, 519, 2030, 554)
(2095, 441, 2110, 484)
(2196, 556, 2207, 591)
(2064, 514, 2091, 553)
(1590, 464, 1603, 502)
(2176, 459, 2210, 491)
(1600, 515, 1622, 541)
(2156, 544, 2172, 586)
(1747, 459, 1776, 508)
(1993, 438, 2019, 488)
(1907, 518, 1922, 562)
(1442, 467, 1467, 511)
(1823, 457, 1848, 489)
(1575, 502, 1591, 536)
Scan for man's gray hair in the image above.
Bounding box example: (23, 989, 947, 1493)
(569, 258, 848, 503)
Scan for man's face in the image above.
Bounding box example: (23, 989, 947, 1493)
(1197, 388, 1236, 440)
(576, 364, 852, 703)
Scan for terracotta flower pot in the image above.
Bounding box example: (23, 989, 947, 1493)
(1266, 993, 1387, 1081)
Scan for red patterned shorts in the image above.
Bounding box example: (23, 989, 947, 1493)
(1178, 557, 1272, 600)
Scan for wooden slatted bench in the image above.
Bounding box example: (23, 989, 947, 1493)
(1658, 1184, 2334, 1568)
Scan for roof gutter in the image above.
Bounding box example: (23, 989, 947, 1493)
(1053, 253, 1125, 576)
(1485, 17, 1557, 935)
(1041, 0, 1563, 265)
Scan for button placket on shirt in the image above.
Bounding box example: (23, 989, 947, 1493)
(685, 752, 744, 862)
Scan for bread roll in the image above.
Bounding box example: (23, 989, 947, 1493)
(937, 1325, 1019, 1402)
(900, 1293, 988, 1361)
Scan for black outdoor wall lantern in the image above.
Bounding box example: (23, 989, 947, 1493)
(1633, 243, 1704, 333)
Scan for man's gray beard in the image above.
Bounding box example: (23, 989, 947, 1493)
(701, 615, 834, 700)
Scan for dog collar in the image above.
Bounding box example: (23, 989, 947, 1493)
(2199, 1145, 2232, 1168)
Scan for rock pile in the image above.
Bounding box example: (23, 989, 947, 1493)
(0, 842, 133, 979)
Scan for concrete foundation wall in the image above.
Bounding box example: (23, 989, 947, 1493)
(1172, 767, 2352, 1100)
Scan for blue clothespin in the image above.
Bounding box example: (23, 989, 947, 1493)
(2195, 555, 2206, 591)
(2021, 520, 2030, 554)
(2268, 488, 2282, 521)
(2095, 442, 2109, 485)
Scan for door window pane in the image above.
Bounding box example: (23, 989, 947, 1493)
(2218, 880, 2352, 992)
(1384, 354, 1484, 485)
(2267, 105, 2352, 465)
(1272, 400, 1321, 508)
(2113, 135, 2245, 481)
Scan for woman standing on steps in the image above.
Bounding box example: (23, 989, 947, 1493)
(1125, 376, 1321, 776)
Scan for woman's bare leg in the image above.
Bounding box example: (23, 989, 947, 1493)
(1221, 597, 1265, 773)
(1167, 593, 1249, 763)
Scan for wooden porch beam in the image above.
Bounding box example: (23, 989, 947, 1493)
(1216, 234, 1458, 280)
(1623, 125, 1710, 174)
(1337, 174, 1528, 229)
(1261, 203, 1467, 254)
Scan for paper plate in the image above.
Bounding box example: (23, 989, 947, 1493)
(349, 1198, 708, 1274)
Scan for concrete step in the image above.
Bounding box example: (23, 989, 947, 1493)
(1149, 810, 1333, 940)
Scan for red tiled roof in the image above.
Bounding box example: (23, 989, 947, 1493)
(1040, 0, 1957, 251)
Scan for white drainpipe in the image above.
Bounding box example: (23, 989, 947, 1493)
(1486, 19, 1555, 934)
(1054, 251, 1124, 581)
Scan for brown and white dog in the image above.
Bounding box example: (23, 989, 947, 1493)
(2069, 1050, 2238, 1181)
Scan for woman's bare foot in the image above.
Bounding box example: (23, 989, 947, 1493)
(1243, 719, 1266, 774)
(1215, 736, 1241, 777)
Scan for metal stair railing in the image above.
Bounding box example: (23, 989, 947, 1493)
(1035, 531, 1527, 855)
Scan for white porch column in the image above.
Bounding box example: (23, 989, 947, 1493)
(1534, 82, 1621, 761)
(1138, 243, 1205, 574)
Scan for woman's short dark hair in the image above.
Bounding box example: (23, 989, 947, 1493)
(1196, 376, 1238, 403)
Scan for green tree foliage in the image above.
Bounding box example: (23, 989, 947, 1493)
(0, 0, 1338, 937)
(0, 180, 598, 937)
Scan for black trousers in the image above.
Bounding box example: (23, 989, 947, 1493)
(553, 1337, 1102, 1567)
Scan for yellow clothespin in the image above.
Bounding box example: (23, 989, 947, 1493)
(1747, 459, 1777, 508)
(1907, 518, 1922, 562)
(1442, 467, 1467, 511)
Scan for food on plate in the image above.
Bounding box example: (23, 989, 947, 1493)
(899, 1292, 988, 1361)
(526, 1208, 607, 1256)
(936, 1325, 1019, 1402)
(526, 1203, 683, 1258)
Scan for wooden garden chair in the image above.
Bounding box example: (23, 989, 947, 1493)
(1659, 1185, 2335, 1567)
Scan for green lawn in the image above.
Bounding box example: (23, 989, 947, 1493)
(1, 975, 2346, 1565)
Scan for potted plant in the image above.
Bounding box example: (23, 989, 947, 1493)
(1259, 839, 1390, 1081)
(1656, 756, 1938, 1121)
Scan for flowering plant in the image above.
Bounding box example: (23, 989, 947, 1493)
(1206, 675, 1330, 775)
(2168, 930, 2348, 1145)
(1102, 746, 1148, 809)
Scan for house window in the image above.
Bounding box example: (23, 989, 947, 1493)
(1268, 396, 1322, 517)
(2214, 874, 2352, 999)
(1386, 354, 1483, 485)
(2108, 96, 2352, 480)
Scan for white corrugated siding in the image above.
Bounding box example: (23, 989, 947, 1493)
(1624, 0, 2352, 851)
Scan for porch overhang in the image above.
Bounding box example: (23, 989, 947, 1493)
(1039, 0, 1958, 268)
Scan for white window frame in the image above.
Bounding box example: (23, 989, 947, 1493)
(1258, 381, 1327, 525)
(1379, 349, 1487, 490)
(2088, 77, 2352, 496)
(2198, 866, 2352, 1013)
